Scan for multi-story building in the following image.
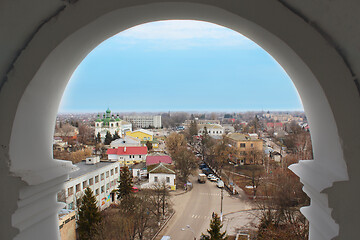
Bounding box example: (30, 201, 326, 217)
(59, 156, 120, 211)
(123, 115, 162, 128)
(226, 133, 264, 165)
(95, 108, 132, 142)
(107, 146, 148, 166)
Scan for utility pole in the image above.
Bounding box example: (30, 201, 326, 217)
(220, 187, 224, 222)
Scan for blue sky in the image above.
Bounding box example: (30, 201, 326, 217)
(59, 20, 303, 113)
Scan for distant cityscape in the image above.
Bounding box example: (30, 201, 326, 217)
(55, 109, 310, 240)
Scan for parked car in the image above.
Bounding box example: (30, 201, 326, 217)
(207, 174, 215, 179)
(210, 176, 219, 182)
(199, 163, 207, 169)
(131, 187, 139, 193)
(202, 168, 211, 175)
(217, 180, 224, 188)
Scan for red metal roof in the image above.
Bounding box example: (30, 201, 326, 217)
(107, 146, 148, 155)
(146, 155, 172, 166)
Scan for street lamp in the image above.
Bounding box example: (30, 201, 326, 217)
(181, 225, 196, 240)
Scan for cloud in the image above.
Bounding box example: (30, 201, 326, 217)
(111, 20, 259, 50)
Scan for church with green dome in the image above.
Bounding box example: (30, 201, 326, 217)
(95, 108, 132, 143)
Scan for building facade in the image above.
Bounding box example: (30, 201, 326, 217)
(198, 124, 225, 138)
(226, 133, 264, 165)
(147, 163, 176, 191)
(107, 146, 148, 166)
(58, 210, 76, 240)
(123, 115, 162, 128)
(59, 157, 120, 211)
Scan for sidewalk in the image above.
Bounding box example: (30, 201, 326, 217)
(223, 209, 261, 236)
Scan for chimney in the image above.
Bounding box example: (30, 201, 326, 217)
(124, 146, 126, 152)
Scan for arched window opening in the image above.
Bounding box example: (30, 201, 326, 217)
(54, 20, 311, 239)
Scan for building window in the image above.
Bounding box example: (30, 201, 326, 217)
(129, 155, 132, 158)
(115, 167, 118, 174)
(95, 175, 99, 183)
(251, 143, 254, 147)
(76, 184, 80, 192)
(106, 183, 110, 190)
(95, 189, 99, 195)
(101, 173, 104, 180)
(240, 143, 246, 148)
(101, 186, 104, 193)
(166, 177, 170, 183)
(68, 202, 74, 210)
(83, 181, 87, 189)
(111, 169, 114, 176)
(106, 171, 109, 178)
(139, 155, 141, 158)
(133, 155, 135, 158)
(89, 178, 94, 185)
(67, 187, 74, 196)
(154, 176, 158, 182)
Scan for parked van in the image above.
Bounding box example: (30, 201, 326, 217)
(198, 173, 206, 183)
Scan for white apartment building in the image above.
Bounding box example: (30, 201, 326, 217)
(123, 115, 162, 128)
(59, 156, 120, 211)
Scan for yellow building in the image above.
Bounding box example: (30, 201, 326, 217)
(126, 129, 153, 141)
(59, 210, 76, 240)
(226, 133, 264, 165)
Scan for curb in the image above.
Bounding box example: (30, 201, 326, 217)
(173, 185, 193, 196)
(151, 210, 176, 240)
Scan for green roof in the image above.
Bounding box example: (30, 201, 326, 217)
(148, 163, 175, 174)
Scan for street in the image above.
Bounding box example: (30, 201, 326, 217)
(157, 173, 257, 239)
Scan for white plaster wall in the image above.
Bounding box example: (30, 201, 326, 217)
(0, 1, 359, 239)
(149, 173, 176, 187)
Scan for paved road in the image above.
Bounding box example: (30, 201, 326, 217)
(157, 174, 255, 240)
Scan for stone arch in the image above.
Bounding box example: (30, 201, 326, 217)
(2, 1, 358, 239)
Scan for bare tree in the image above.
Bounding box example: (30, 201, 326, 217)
(255, 168, 309, 240)
(165, 132, 187, 156)
(172, 148, 198, 185)
(147, 181, 170, 223)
